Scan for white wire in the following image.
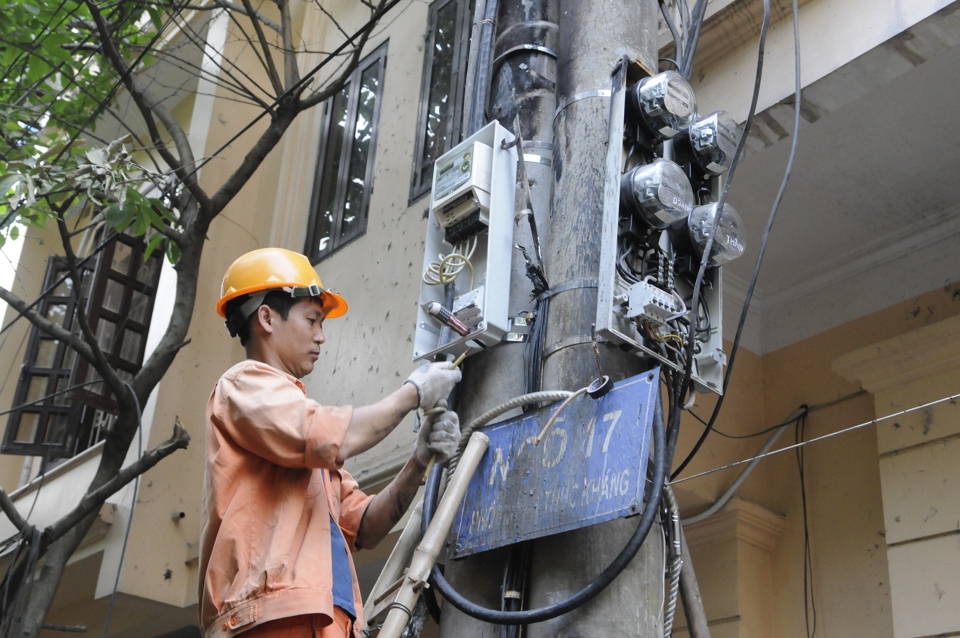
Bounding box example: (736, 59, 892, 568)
(671, 391, 960, 484)
(422, 235, 478, 287)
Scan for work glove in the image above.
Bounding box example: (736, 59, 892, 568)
(404, 361, 461, 410)
(414, 402, 461, 467)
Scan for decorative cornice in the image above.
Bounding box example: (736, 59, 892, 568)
(659, 0, 815, 70)
(684, 497, 786, 552)
(832, 313, 960, 393)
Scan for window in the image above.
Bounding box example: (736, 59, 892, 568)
(410, 0, 473, 202)
(305, 44, 388, 262)
(1, 232, 163, 460)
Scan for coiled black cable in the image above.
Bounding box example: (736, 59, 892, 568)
(422, 394, 666, 625)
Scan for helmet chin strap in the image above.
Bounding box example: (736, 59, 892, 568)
(225, 292, 267, 337)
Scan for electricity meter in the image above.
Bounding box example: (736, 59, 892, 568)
(686, 111, 741, 175)
(414, 121, 518, 362)
(627, 71, 697, 140)
(431, 140, 494, 242)
(688, 202, 746, 266)
(620, 159, 694, 229)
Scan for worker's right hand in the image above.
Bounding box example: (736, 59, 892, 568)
(404, 361, 461, 410)
(414, 404, 460, 467)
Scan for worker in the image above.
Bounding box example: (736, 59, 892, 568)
(199, 247, 461, 638)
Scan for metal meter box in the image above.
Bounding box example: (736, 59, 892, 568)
(595, 69, 725, 395)
(414, 121, 518, 361)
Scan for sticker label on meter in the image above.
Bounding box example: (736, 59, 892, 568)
(664, 78, 694, 117)
(716, 121, 738, 156)
(435, 148, 473, 200)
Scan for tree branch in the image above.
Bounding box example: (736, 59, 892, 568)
(84, 0, 210, 212)
(40, 421, 190, 546)
(279, 0, 299, 88)
(0, 286, 96, 364)
(298, 0, 385, 109)
(239, 0, 284, 95)
(0, 489, 28, 532)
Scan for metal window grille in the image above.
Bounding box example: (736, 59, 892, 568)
(409, 0, 473, 203)
(305, 44, 388, 263)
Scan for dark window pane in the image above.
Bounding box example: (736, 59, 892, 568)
(111, 243, 133, 274)
(26, 375, 49, 404)
(340, 63, 382, 240)
(130, 291, 150, 323)
(315, 88, 351, 256)
(62, 347, 77, 373)
(136, 256, 159, 284)
(120, 329, 142, 363)
(45, 303, 67, 327)
(44, 413, 70, 445)
(420, 1, 459, 187)
(51, 275, 73, 297)
(14, 413, 39, 442)
(103, 279, 124, 313)
(53, 375, 72, 406)
(36, 339, 58, 369)
(95, 319, 116, 354)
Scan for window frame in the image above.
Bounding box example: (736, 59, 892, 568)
(1, 232, 163, 460)
(305, 43, 389, 263)
(409, 0, 473, 203)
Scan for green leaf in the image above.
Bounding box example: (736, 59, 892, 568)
(147, 6, 162, 31)
(0, 174, 20, 194)
(103, 203, 124, 228)
(144, 232, 164, 261)
(9, 225, 19, 241)
(166, 240, 180, 264)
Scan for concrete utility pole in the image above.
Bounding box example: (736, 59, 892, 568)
(439, 0, 664, 636)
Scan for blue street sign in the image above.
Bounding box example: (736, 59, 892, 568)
(450, 369, 659, 558)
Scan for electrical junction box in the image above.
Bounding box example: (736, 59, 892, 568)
(595, 70, 726, 395)
(620, 280, 680, 324)
(414, 121, 518, 362)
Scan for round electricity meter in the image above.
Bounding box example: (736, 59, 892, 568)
(628, 71, 698, 140)
(620, 159, 695, 229)
(687, 111, 741, 175)
(687, 202, 746, 266)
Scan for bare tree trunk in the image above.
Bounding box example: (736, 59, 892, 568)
(20, 513, 99, 638)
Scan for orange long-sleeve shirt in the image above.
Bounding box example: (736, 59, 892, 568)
(199, 360, 371, 638)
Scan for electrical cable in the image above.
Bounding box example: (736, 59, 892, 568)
(659, 0, 683, 62)
(672, 0, 801, 480)
(679, 0, 708, 79)
(670, 390, 960, 485)
(796, 415, 817, 638)
(691, 389, 866, 439)
(423, 236, 478, 288)
(424, 394, 666, 624)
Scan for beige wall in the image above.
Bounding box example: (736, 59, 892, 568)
(670, 283, 960, 638)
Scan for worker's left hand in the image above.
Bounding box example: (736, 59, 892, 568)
(414, 402, 460, 467)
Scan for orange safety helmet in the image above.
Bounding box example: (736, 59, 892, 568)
(217, 248, 348, 335)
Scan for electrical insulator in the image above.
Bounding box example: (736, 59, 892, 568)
(627, 71, 697, 140)
(620, 159, 694, 229)
(687, 202, 746, 266)
(686, 111, 741, 176)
